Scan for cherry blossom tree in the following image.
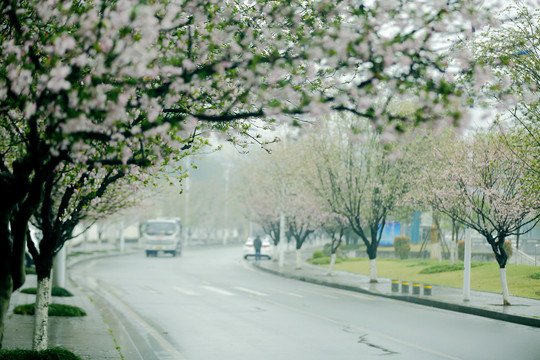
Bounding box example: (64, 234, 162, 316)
(240, 143, 325, 269)
(305, 115, 411, 282)
(238, 152, 283, 260)
(0, 0, 499, 348)
(319, 213, 349, 276)
(410, 130, 540, 305)
(460, 3, 540, 181)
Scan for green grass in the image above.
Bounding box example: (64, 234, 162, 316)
(20, 287, 73, 297)
(328, 258, 540, 299)
(0, 347, 82, 360)
(13, 303, 86, 317)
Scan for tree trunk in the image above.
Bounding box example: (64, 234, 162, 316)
(0, 271, 12, 349)
(499, 268, 511, 306)
(295, 249, 302, 270)
(32, 276, 51, 351)
(450, 220, 456, 264)
(0, 221, 14, 349)
(272, 245, 278, 262)
(327, 253, 337, 276)
(369, 259, 377, 283)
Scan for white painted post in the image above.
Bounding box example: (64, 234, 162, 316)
(463, 225, 471, 302)
(184, 167, 190, 247)
(120, 220, 125, 254)
(223, 165, 230, 245)
(279, 210, 285, 268)
(52, 245, 66, 288)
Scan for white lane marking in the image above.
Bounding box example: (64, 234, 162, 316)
(268, 288, 304, 298)
(141, 286, 159, 295)
(233, 286, 268, 297)
(328, 289, 373, 300)
(299, 288, 340, 299)
(173, 286, 200, 296)
(201, 285, 235, 296)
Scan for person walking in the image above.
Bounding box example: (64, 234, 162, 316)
(253, 235, 262, 261)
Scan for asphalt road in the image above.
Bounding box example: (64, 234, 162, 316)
(72, 245, 540, 360)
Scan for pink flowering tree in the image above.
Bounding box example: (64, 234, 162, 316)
(319, 212, 349, 275)
(461, 3, 540, 191)
(0, 0, 496, 348)
(305, 116, 411, 282)
(411, 130, 540, 305)
(238, 153, 283, 259)
(240, 144, 326, 269)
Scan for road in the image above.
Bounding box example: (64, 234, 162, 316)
(71, 245, 540, 360)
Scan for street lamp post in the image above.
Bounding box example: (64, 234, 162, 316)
(463, 225, 472, 302)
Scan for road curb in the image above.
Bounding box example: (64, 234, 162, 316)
(254, 263, 540, 329)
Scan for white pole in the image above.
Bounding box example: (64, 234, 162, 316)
(279, 210, 285, 268)
(52, 245, 66, 288)
(120, 220, 125, 254)
(184, 168, 190, 247)
(463, 225, 471, 301)
(223, 165, 229, 245)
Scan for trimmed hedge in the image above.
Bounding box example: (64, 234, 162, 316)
(420, 262, 485, 274)
(20, 287, 73, 297)
(393, 236, 410, 260)
(307, 256, 343, 265)
(0, 347, 82, 360)
(13, 303, 86, 317)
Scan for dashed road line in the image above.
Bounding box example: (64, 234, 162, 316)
(172, 286, 200, 296)
(201, 285, 235, 296)
(233, 286, 268, 297)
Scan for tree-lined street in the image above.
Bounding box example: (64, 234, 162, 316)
(71, 246, 540, 360)
(2, 0, 540, 357)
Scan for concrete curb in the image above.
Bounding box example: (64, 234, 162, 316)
(254, 263, 540, 329)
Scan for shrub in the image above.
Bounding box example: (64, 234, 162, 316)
(20, 287, 73, 297)
(308, 257, 332, 265)
(457, 240, 465, 261)
(420, 262, 485, 274)
(530, 272, 540, 280)
(312, 250, 325, 259)
(341, 244, 363, 251)
(420, 264, 464, 274)
(14, 303, 86, 317)
(0, 347, 82, 360)
(308, 256, 343, 265)
(503, 240, 513, 258)
(393, 236, 410, 260)
(322, 242, 343, 257)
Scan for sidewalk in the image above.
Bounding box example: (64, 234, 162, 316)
(2, 247, 124, 359)
(255, 253, 540, 328)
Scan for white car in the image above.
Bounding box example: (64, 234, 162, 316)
(243, 237, 273, 260)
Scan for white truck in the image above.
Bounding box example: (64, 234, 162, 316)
(142, 218, 183, 257)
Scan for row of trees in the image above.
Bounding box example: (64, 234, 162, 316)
(239, 1, 540, 306)
(0, 0, 525, 350)
(241, 117, 540, 305)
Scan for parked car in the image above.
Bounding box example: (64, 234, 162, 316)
(243, 236, 273, 260)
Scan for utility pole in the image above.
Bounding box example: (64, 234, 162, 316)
(184, 164, 190, 247)
(463, 225, 472, 301)
(223, 164, 230, 245)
